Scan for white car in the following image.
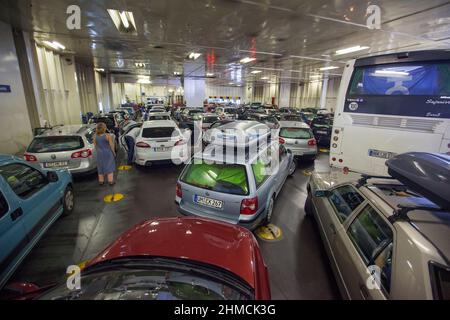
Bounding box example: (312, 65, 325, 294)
(134, 120, 190, 166)
(147, 112, 171, 121)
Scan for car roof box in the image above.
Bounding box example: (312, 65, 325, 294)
(386, 152, 450, 210)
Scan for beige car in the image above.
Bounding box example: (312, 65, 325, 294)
(305, 163, 450, 299)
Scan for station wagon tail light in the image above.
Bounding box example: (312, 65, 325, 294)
(176, 182, 182, 198)
(240, 197, 258, 215)
(24, 154, 37, 161)
(71, 149, 92, 158)
(136, 142, 150, 148)
(308, 139, 317, 146)
(279, 138, 285, 145)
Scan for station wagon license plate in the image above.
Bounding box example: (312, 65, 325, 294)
(154, 146, 169, 152)
(44, 161, 68, 168)
(368, 149, 396, 160)
(194, 195, 223, 209)
(316, 130, 328, 135)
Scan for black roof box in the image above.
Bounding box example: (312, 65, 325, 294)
(386, 152, 450, 210)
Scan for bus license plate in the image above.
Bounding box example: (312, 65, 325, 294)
(368, 149, 396, 160)
(194, 195, 223, 209)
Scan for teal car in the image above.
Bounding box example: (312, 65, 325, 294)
(0, 154, 74, 288)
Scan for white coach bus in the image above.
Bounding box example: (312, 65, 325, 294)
(330, 50, 450, 175)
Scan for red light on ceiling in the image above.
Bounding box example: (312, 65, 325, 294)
(250, 37, 256, 59)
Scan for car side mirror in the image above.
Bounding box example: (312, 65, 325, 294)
(47, 171, 59, 183)
(314, 189, 331, 198)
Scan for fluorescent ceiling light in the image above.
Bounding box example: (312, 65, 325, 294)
(188, 52, 201, 60)
(335, 45, 369, 55)
(261, 77, 269, 80)
(251, 67, 284, 71)
(240, 57, 256, 64)
(206, 73, 214, 77)
(107, 9, 137, 33)
(138, 79, 151, 84)
(94, 68, 105, 72)
(374, 70, 410, 77)
(251, 70, 262, 74)
(310, 74, 322, 78)
(135, 62, 146, 68)
(173, 71, 181, 76)
(320, 66, 339, 71)
(43, 40, 65, 50)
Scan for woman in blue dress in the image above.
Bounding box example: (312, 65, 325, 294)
(94, 122, 116, 185)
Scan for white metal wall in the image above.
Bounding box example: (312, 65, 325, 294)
(0, 21, 33, 155)
(76, 62, 97, 114)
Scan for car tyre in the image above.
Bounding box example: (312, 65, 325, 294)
(263, 196, 275, 225)
(304, 193, 313, 217)
(288, 158, 297, 176)
(62, 185, 75, 216)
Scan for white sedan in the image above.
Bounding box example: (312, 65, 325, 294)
(134, 120, 190, 166)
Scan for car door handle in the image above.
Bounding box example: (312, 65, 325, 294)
(10, 207, 23, 221)
(329, 223, 337, 235)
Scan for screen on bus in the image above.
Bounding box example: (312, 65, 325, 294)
(345, 61, 450, 118)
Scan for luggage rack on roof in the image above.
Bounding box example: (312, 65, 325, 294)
(356, 174, 396, 188)
(388, 203, 447, 223)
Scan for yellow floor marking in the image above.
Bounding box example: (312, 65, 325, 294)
(319, 148, 330, 153)
(118, 165, 132, 171)
(302, 170, 312, 176)
(255, 224, 283, 242)
(104, 193, 124, 203)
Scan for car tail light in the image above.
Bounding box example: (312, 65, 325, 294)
(308, 139, 317, 146)
(279, 138, 285, 145)
(240, 197, 258, 215)
(71, 149, 92, 158)
(332, 157, 336, 161)
(175, 139, 187, 146)
(176, 182, 182, 198)
(24, 154, 37, 162)
(338, 159, 343, 163)
(136, 142, 150, 148)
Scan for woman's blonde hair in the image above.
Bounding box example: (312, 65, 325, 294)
(96, 122, 107, 135)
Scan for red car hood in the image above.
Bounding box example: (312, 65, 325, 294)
(87, 217, 259, 288)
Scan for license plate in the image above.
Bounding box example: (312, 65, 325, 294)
(44, 161, 68, 168)
(154, 146, 169, 152)
(316, 130, 328, 134)
(194, 195, 223, 209)
(368, 149, 396, 160)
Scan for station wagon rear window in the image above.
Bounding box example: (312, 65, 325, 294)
(280, 128, 312, 139)
(142, 127, 176, 138)
(28, 136, 84, 153)
(181, 162, 249, 195)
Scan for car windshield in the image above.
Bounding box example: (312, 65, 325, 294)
(142, 127, 176, 138)
(37, 259, 252, 300)
(181, 162, 249, 195)
(281, 115, 303, 122)
(189, 110, 203, 114)
(28, 136, 84, 153)
(148, 115, 170, 121)
(203, 116, 220, 123)
(280, 127, 312, 139)
(313, 117, 333, 126)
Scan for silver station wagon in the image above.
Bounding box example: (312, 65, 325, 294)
(175, 121, 297, 229)
(305, 152, 450, 299)
(24, 125, 97, 175)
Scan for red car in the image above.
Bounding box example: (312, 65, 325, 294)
(7, 217, 270, 300)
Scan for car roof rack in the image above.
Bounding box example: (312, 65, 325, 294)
(388, 203, 446, 223)
(356, 174, 396, 188)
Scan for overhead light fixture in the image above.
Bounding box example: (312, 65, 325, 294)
(310, 74, 322, 78)
(206, 73, 214, 77)
(135, 62, 146, 68)
(261, 77, 269, 80)
(374, 70, 410, 77)
(188, 52, 201, 60)
(94, 68, 105, 72)
(240, 57, 256, 64)
(107, 9, 137, 34)
(251, 67, 284, 71)
(43, 40, 66, 51)
(335, 45, 370, 55)
(251, 70, 262, 74)
(228, 82, 234, 85)
(319, 66, 339, 71)
(173, 71, 181, 76)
